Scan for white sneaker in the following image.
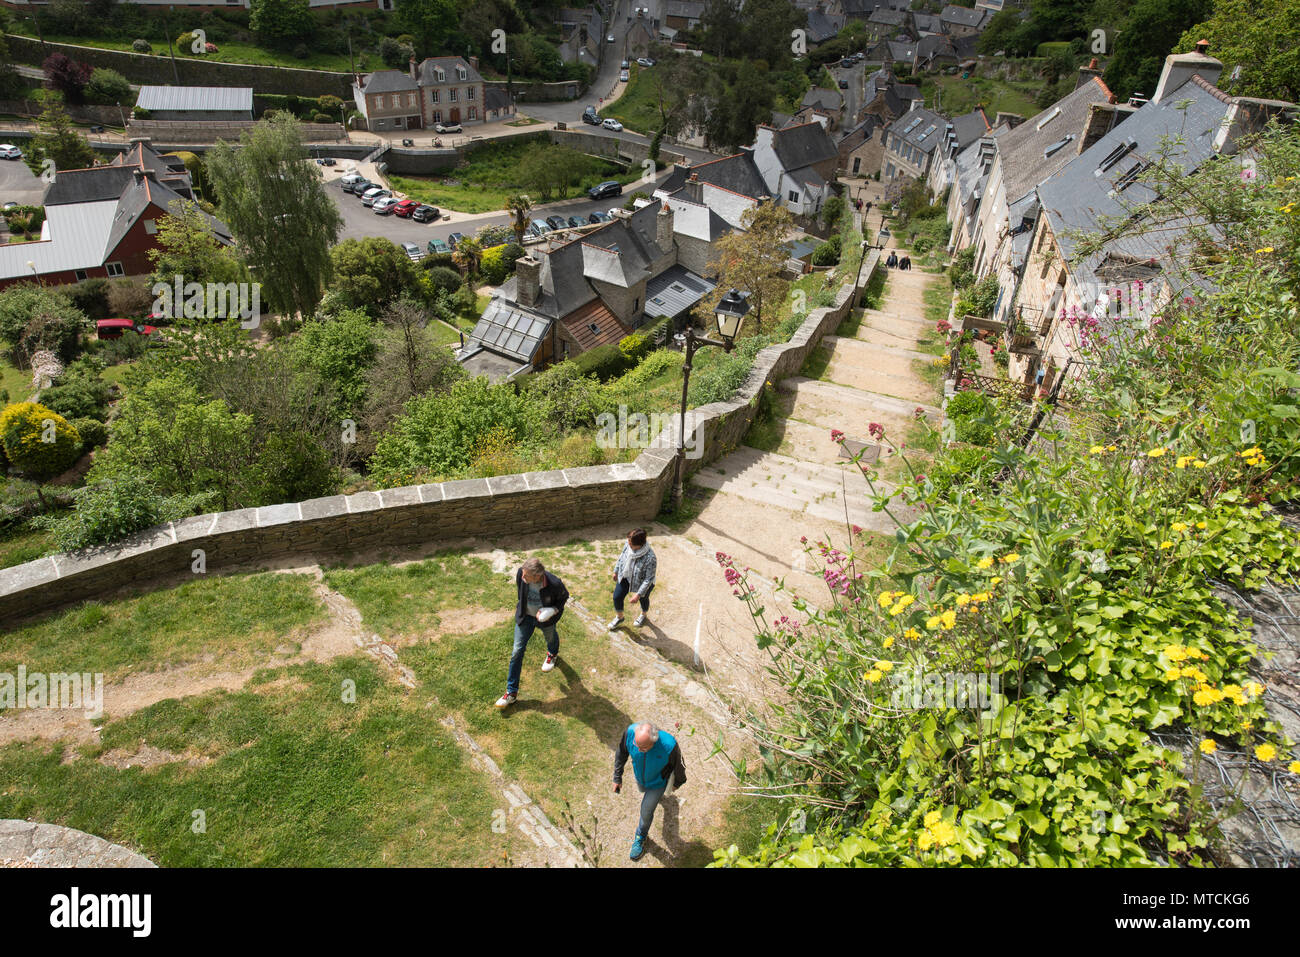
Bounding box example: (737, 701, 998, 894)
(542, 652, 558, 672)
(634, 614, 647, 627)
(494, 692, 517, 708)
(607, 616, 623, 631)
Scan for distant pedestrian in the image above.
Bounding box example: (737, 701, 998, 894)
(900, 255, 912, 271)
(614, 721, 685, 860)
(494, 558, 570, 708)
(608, 528, 657, 630)
(886, 251, 898, 268)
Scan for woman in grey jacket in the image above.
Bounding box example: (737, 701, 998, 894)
(608, 528, 658, 630)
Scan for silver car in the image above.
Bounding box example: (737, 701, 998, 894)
(361, 187, 392, 207)
(0, 144, 22, 161)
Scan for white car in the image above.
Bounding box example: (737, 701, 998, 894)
(361, 187, 392, 206)
(602, 117, 623, 131)
(434, 121, 462, 134)
(619, 70, 630, 83)
(636, 57, 655, 68)
(607, 33, 615, 43)
(0, 145, 22, 161)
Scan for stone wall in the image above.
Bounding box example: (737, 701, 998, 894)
(5, 35, 354, 98)
(0, 97, 126, 126)
(0, 250, 878, 625)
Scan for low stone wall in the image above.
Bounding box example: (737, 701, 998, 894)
(0, 251, 876, 625)
(485, 79, 585, 102)
(0, 98, 125, 126)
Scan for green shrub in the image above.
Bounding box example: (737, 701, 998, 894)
(571, 342, 634, 381)
(0, 402, 82, 481)
(527, 362, 605, 431)
(424, 266, 463, 295)
(38, 364, 113, 421)
(132, 39, 153, 54)
(811, 238, 841, 267)
(33, 474, 215, 551)
(67, 278, 112, 320)
(618, 331, 651, 364)
(955, 274, 999, 319)
(948, 247, 976, 290)
(70, 417, 108, 449)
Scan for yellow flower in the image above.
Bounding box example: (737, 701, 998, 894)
(1146, 447, 1168, 458)
(1256, 247, 1275, 254)
(1164, 667, 1182, 681)
(990, 576, 1003, 587)
(976, 556, 994, 570)
(1159, 541, 1173, 550)
(1245, 681, 1265, 699)
(1089, 445, 1105, 455)
(971, 592, 991, 603)
(929, 821, 957, 847)
(1000, 553, 1021, 564)
(1222, 684, 1247, 706)
(917, 830, 934, 850)
(1196, 521, 1207, 529)
(925, 614, 943, 630)
(863, 669, 883, 683)
(955, 593, 972, 607)
(878, 590, 897, 608)
(1242, 721, 1254, 731)
(1193, 688, 1217, 707)
(1175, 455, 1194, 469)
(1164, 645, 1188, 662)
(1183, 667, 1208, 684)
(1289, 761, 1300, 775)
(1255, 743, 1277, 762)
(876, 660, 894, 672)
(1107, 444, 1117, 451)
(1238, 447, 1262, 458)
(1171, 522, 1188, 532)
(940, 609, 957, 630)
(1199, 739, 1217, 754)
(889, 595, 915, 615)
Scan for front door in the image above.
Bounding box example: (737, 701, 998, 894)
(450, 107, 460, 123)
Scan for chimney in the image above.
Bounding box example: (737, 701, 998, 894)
(994, 112, 1024, 130)
(656, 203, 674, 248)
(469, 55, 479, 72)
(409, 57, 418, 81)
(1077, 102, 1118, 153)
(1075, 57, 1103, 90)
(516, 254, 542, 307)
(1152, 40, 1222, 104)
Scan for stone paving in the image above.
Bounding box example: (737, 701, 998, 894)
(0, 820, 155, 868)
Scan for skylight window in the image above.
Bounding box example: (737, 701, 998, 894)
(1096, 140, 1137, 175)
(1113, 160, 1150, 192)
(1035, 107, 1061, 131)
(1044, 134, 1075, 158)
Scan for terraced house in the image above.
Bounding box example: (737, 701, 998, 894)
(352, 56, 505, 131)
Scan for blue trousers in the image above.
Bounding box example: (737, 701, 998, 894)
(613, 579, 654, 613)
(506, 617, 558, 695)
(636, 782, 668, 838)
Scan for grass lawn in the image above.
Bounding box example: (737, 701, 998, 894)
(0, 519, 57, 570)
(1, 357, 32, 403)
(601, 64, 663, 134)
(429, 318, 464, 349)
(388, 136, 636, 214)
(922, 73, 1043, 119)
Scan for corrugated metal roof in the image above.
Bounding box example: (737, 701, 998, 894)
(136, 86, 254, 113)
(644, 265, 715, 319)
(0, 201, 120, 280)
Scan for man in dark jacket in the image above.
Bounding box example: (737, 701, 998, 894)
(614, 721, 684, 860)
(495, 558, 569, 708)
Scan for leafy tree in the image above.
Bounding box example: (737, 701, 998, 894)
(0, 284, 87, 368)
(451, 236, 483, 282)
(292, 308, 378, 421)
(328, 237, 422, 316)
(148, 200, 246, 291)
(206, 113, 342, 320)
(249, 0, 315, 49)
(505, 193, 533, 245)
(34, 474, 216, 551)
(25, 90, 96, 177)
(700, 202, 794, 335)
(42, 53, 92, 103)
(1102, 0, 1212, 101)
(84, 68, 133, 107)
(1180, 0, 1300, 101)
(395, 0, 459, 58)
(0, 402, 82, 507)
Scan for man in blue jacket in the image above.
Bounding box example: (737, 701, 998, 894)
(495, 558, 569, 709)
(613, 721, 684, 860)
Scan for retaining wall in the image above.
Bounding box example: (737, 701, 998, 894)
(0, 251, 877, 625)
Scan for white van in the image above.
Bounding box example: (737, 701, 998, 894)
(340, 171, 364, 187)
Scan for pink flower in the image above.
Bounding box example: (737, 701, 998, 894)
(913, 406, 925, 418)
(868, 422, 884, 440)
(831, 429, 846, 444)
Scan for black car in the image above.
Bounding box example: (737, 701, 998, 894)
(582, 106, 600, 125)
(316, 157, 337, 166)
(587, 212, 604, 224)
(412, 204, 440, 222)
(567, 215, 587, 228)
(545, 215, 568, 230)
(588, 180, 622, 200)
(838, 79, 848, 89)
(345, 179, 373, 195)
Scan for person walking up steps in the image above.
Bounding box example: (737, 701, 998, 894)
(614, 721, 685, 861)
(607, 528, 657, 630)
(495, 558, 569, 709)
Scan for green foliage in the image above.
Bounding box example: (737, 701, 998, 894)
(526, 362, 604, 432)
(571, 342, 635, 382)
(23, 90, 95, 179)
(811, 237, 842, 267)
(423, 265, 463, 296)
(38, 358, 113, 422)
(618, 331, 651, 364)
(33, 474, 215, 551)
(0, 284, 87, 368)
(954, 275, 999, 319)
(478, 244, 511, 286)
(69, 417, 108, 450)
(1179, 0, 1300, 101)
(292, 309, 378, 420)
(0, 402, 82, 481)
(328, 237, 422, 317)
(948, 247, 976, 290)
(249, 0, 315, 49)
(83, 67, 133, 106)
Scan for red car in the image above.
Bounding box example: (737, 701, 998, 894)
(392, 199, 420, 218)
(96, 319, 158, 339)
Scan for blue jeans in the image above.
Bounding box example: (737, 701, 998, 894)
(506, 617, 558, 695)
(636, 781, 668, 838)
(613, 579, 653, 614)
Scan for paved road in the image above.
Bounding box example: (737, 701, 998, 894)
(830, 59, 868, 129)
(0, 156, 45, 207)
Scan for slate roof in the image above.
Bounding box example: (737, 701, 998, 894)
(485, 86, 513, 112)
(940, 4, 988, 28)
(659, 191, 732, 240)
(415, 57, 482, 85)
(643, 265, 715, 319)
(767, 120, 839, 172)
(912, 13, 943, 34)
(801, 87, 844, 112)
(355, 70, 419, 95)
(135, 85, 253, 113)
(994, 77, 1115, 207)
(869, 9, 907, 25)
(664, 0, 706, 19)
(892, 107, 947, 155)
(43, 166, 140, 207)
(805, 10, 840, 43)
(659, 152, 770, 200)
(949, 107, 991, 150)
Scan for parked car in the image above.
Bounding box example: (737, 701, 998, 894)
(434, 121, 462, 134)
(607, 33, 615, 43)
(392, 199, 420, 218)
(372, 196, 399, 214)
(2, 202, 17, 211)
(315, 157, 336, 166)
(618, 70, 629, 83)
(401, 242, 423, 262)
(528, 220, 549, 237)
(838, 79, 848, 89)
(620, 59, 629, 70)
(96, 319, 159, 340)
(0, 145, 22, 161)
(588, 180, 622, 200)
(361, 187, 392, 206)
(567, 215, 587, 228)
(447, 231, 465, 247)
(412, 204, 440, 222)
(636, 57, 655, 68)
(602, 117, 623, 131)
(545, 215, 568, 230)
(344, 178, 372, 195)
(582, 106, 601, 125)
(427, 238, 451, 255)
(587, 212, 605, 224)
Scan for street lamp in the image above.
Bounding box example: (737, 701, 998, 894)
(671, 289, 750, 509)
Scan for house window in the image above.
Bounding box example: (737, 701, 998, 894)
(467, 86, 475, 100)
(852, 158, 861, 173)
(449, 88, 458, 102)
(433, 110, 442, 124)
(408, 93, 417, 107)
(468, 106, 477, 120)
(106, 262, 125, 277)
(431, 90, 439, 103)
(75, 270, 88, 281)
(788, 190, 798, 203)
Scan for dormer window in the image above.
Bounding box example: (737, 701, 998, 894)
(457, 66, 467, 80)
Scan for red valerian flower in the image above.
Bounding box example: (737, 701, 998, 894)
(868, 422, 884, 440)
(831, 429, 846, 444)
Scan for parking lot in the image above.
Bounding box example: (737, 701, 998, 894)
(0, 149, 45, 209)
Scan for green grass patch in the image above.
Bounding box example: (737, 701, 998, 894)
(799, 344, 834, 381)
(0, 518, 59, 570)
(924, 73, 1043, 119)
(600, 64, 661, 134)
(10, 29, 359, 73)
(1, 573, 325, 680)
(429, 318, 464, 349)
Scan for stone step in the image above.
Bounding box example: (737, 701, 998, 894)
(823, 334, 931, 362)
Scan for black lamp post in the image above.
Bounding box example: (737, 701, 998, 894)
(671, 289, 750, 509)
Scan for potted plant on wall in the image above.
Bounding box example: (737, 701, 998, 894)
(1011, 317, 1035, 347)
